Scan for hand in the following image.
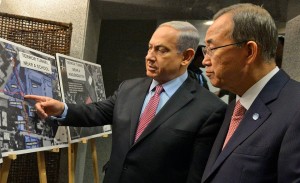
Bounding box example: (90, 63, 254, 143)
(24, 95, 65, 119)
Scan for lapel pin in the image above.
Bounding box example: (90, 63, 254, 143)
(252, 113, 259, 120)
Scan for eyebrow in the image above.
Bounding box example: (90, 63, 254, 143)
(149, 43, 165, 48)
(149, 44, 170, 51)
(206, 39, 213, 45)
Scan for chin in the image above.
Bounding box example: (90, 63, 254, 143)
(210, 80, 221, 88)
(146, 70, 157, 77)
(146, 72, 156, 78)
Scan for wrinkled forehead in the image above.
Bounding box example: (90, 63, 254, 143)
(149, 26, 179, 46)
(205, 13, 234, 45)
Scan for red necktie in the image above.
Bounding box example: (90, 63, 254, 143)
(135, 85, 163, 142)
(223, 100, 246, 149)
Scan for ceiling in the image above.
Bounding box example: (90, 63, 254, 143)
(91, 0, 298, 22)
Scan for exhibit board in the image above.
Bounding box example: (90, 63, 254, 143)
(56, 53, 111, 143)
(0, 38, 68, 157)
(0, 145, 2, 163)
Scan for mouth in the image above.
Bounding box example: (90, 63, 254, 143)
(147, 65, 157, 71)
(206, 71, 213, 77)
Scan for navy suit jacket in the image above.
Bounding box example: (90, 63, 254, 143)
(202, 70, 300, 183)
(62, 77, 226, 183)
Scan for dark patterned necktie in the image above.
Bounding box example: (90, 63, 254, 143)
(135, 85, 163, 142)
(223, 100, 246, 149)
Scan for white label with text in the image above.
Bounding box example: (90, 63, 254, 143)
(65, 59, 86, 81)
(19, 52, 52, 74)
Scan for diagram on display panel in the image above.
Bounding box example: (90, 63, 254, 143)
(56, 53, 111, 143)
(0, 38, 68, 157)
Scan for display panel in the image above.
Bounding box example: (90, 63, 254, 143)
(0, 38, 68, 157)
(56, 53, 111, 143)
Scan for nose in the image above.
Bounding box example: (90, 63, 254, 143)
(202, 55, 211, 67)
(146, 49, 155, 60)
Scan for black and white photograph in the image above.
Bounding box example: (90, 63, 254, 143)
(56, 53, 111, 143)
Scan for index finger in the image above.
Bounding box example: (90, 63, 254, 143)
(24, 95, 47, 102)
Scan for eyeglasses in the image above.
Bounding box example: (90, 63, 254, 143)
(201, 41, 248, 57)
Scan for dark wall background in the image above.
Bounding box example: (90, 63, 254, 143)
(97, 20, 157, 96)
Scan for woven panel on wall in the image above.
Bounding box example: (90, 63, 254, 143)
(0, 12, 72, 56)
(0, 12, 72, 183)
(7, 152, 61, 183)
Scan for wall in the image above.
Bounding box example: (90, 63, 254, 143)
(0, 0, 90, 59)
(282, 15, 300, 81)
(83, 0, 102, 63)
(287, 0, 300, 21)
(97, 20, 156, 96)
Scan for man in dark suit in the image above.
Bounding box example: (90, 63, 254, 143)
(188, 45, 209, 90)
(201, 3, 300, 183)
(25, 21, 226, 183)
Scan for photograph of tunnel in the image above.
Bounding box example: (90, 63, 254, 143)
(0, 38, 68, 157)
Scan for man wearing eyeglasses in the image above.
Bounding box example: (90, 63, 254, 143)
(201, 3, 300, 183)
(25, 21, 226, 183)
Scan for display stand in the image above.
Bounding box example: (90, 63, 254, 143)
(37, 151, 47, 183)
(0, 154, 17, 183)
(68, 134, 109, 183)
(51, 148, 60, 153)
(68, 143, 77, 183)
(90, 138, 100, 183)
(0, 148, 61, 183)
(90, 134, 109, 183)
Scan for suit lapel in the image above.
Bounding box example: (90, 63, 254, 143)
(133, 78, 196, 144)
(202, 102, 234, 181)
(203, 70, 290, 182)
(210, 98, 271, 173)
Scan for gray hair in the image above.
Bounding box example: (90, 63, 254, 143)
(213, 3, 278, 60)
(158, 21, 200, 53)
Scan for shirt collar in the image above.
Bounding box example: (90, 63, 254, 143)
(150, 71, 188, 97)
(237, 66, 279, 110)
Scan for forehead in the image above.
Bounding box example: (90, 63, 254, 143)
(149, 26, 179, 47)
(205, 13, 233, 45)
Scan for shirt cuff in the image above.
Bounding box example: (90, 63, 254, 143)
(50, 103, 68, 121)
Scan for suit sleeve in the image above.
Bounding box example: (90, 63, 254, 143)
(59, 86, 120, 127)
(186, 103, 227, 183)
(278, 110, 300, 182)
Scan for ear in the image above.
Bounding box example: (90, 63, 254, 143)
(181, 48, 195, 66)
(245, 41, 258, 64)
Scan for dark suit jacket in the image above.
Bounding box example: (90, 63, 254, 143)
(202, 70, 300, 183)
(62, 77, 226, 183)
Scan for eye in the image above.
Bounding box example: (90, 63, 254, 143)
(147, 45, 169, 55)
(204, 47, 213, 56)
(156, 47, 168, 54)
